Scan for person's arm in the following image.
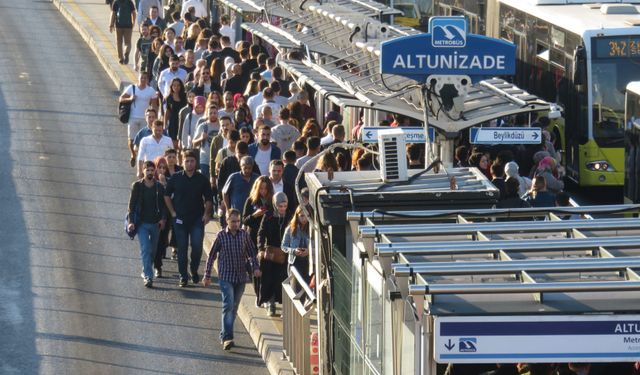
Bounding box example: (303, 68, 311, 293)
(245, 232, 261, 277)
(109, 7, 116, 33)
(127, 182, 138, 224)
(257, 215, 268, 251)
(130, 2, 137, 27)
(203, 235, 221, 286)
(192, 126, 206, 148)
(119, 85, 135, 103)
(133, 40, 141, 71)
(137, 138, 147, 178)
(281, 227, 295, 254)
(202, 178, 213, 223)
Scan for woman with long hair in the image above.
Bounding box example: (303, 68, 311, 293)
(163, 78, 187, 149)
(210, 57, 225, 90)
(147, 37, 163, 79)
(184, 23, 201, 51)
(207, 90, 223, 109)
(152, 44, 174, 84)
(242, 176, 274, 246)
(281, 206, 310, 282)
(301, 118, 322, 139)
(243, 79, 259, 98)
(162, 27, 177, 50)
(287, 101, 305, 129)
(257, 192, 292, 316)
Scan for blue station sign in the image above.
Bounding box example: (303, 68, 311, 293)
(380, 17, 516, 81)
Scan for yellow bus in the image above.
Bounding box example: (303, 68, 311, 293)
(432, 0, 640, 187)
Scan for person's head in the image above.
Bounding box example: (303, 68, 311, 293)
(258, 125, 272, 146)
(145, 107, 158, 126)
(164, 148, 178, 166)
(220, 14, 230, 26)
(164, 27, 176, 42)
(469, 152, 489, 170)
(220, 35, 231, 48)
(169, 54, 180, 70)
(138, 70, 150, 87)
(234, 93, 246, 108)
(297, 90, 309, 104)
(532, 175, 547, 193)
(152, 119, 164, 137)
(269, 159, 284, 182)
(317, 152, 338, 172)
(240, 156, 254, 176)
(272, 191, 288, 216)
(228, 129, 240, 148)
(262, 87, 274, 100)
(187, 23, 201, 39)
(455, 145, 468, 162)
(257, 53, 268, 67)
(290, 205, 309, 235)
(153, 156, 168, 179)
(538, 156, 557, 171)
(143, 160, 156, 180)
(283, 150, 297, 164)
(490, 162, 504, 179)
(503, 177, 520, 199)
(140, 23, 150, 37)
(249, 44, 260, 58)
(504, 161, 520, 179)
(182, 149, 198, 172)
(293, 139, 307, 158)
(159, 44, 174, 60)
(171, 10, 181, 22)
(239, 126, 252, 144)
(235, 140, 248, 158)
(226, 208, 241, 232)
(307, 136, 321, 153)
(170, 77, 185, 96)
(150, 5, 159, 19)
(269, 80, 281, 95)
(406, 142, 423, 162)
(289, 82, 300, 96)
(205, 104, 218, 123)
(261, 106, 272, 120)
(149, 25, 161, 39)
(568, 363, 591, 375)
(555, 191, 571, 207)
(279, 107, 290, 122)
(332, 124, 346, 142)
(193, 96, 206, 114)
(231, 63, 242, 76)
(249, 175, 274, 204)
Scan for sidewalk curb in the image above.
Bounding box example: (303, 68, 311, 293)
(205, 224, 296, 375)
(52, 0, 131, 91)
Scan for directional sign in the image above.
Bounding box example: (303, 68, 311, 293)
(434, 315, 640, 363)
(380, 16, 516, 82)
(470, 127, 541, 145)
(361, 126, 434, 143)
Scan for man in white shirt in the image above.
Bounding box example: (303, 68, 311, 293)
(254, 88, 282, 122)
(218, 14, 236, 46)
(119, 71, 159, 167)
(271, 107, 300, 151)
(137, 120, 173, 178)
(320, 121, 338, 146)
(247, 80, 269, 119)
(295, 136, 321, 173)
(136, 0, 162, 26)
(167, 11, 184, 37)
(157, 55, 187, 98)
(181, 0, 207, 18)
(288, 82, 300, 103)
(248, 126, 282, 176)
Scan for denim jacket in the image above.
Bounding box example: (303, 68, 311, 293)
(281, 226, 309, 265)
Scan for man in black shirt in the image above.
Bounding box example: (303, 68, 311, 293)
(164, 149, 213, 287)
(127, 161, 166, 287)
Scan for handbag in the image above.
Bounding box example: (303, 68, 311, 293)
(265, 245, 287, 264)
(118, 85, 135, 124)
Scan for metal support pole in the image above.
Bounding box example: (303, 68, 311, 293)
(421, 85, 431, 167)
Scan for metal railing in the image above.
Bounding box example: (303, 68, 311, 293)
(282, 266, 316, 375)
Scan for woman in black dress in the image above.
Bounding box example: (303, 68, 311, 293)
(163, 78, 187, 149)
(257, 192, 292, 316)
(242, 176, 274, 246)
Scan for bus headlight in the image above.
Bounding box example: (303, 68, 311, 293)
(586, 160, 614, 172)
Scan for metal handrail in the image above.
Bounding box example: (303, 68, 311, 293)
(346, 204, 640, 222)
(408, 280, 640, 296)
(393, 257, 640, 276)
(376, 236, 640, 256)
(360, 218, 640, 238)
(290, 266, 316, 302)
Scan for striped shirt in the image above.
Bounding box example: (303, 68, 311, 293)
(205, 227, 258, 283)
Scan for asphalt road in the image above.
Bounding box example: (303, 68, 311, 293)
(0, 1, 267, 373)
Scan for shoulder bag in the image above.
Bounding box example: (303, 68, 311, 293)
(118, 85, 135, 124)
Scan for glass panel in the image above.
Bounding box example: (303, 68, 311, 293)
(401, 300, 417, 375)
(364, 262, 384, 373)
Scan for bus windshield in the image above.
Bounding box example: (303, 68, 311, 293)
(591, 38, 640, 148)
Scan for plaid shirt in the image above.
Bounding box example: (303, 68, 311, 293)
(205, 227, 258, 283)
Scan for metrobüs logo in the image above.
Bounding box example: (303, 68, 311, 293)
(430, 17, 467, 48)
(458, 337, 477, 352)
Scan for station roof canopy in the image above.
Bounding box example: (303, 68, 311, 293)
(238, 0, 552, 133)
(348, 204, 640, 316)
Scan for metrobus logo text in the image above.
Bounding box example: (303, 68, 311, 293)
(431, 18, 467, 48)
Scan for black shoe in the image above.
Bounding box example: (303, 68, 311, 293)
(144, 278, 153, 288)
(124, 55, 129, 65)
(191, 272, 200, 284)
(130, 156, 135, 167)
(154, 268, 162, 278)
(178, 278, 188, 287)
(118, 58, 124, 64)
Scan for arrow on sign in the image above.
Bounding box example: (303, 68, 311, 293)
(444, 339, 455, 351)
(532, 132, 539, 140)
(365, 131, 373, 139)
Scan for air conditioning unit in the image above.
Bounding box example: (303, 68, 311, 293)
(378, 129, 408, 183)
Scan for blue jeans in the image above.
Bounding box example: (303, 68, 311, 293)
(137, 222, 160, 279)
(173, 219, 205, 280)
(199, 163, 210, 181)
(219, 280, 245, 342)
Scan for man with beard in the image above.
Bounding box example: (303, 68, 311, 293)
(164, 150, 213, 287)
(137, 120, 173, 178)
(157, 54, 187, 99)
(127, 161, 166, 287)
(248, 125, 281, 176)
(192, 104, 220, 180)
(222, 156, 259, 212)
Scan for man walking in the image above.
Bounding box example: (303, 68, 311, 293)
(203, 208, 260, 350)
(127, 161, 166, 288)
(120, 72, 158, 167)
(137, 120, 173, 178)
(164, 150, 213, 287)
(109, 0, 136, 65)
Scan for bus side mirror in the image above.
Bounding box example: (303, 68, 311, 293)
(573, 45, 587, 86)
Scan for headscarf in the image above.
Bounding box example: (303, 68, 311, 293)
(233, 93, 245, 108)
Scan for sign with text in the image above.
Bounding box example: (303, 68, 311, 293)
(470, 127, 541, 144)
(434, 315, 640, 363)
(361, 126, 434, 143)
(380, 17, 516, 82)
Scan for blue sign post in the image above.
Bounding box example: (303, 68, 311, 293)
(380, 17, 516, 82)
(379, 17, 516, 168)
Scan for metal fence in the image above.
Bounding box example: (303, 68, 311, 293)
(282, 266, 316, 375)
